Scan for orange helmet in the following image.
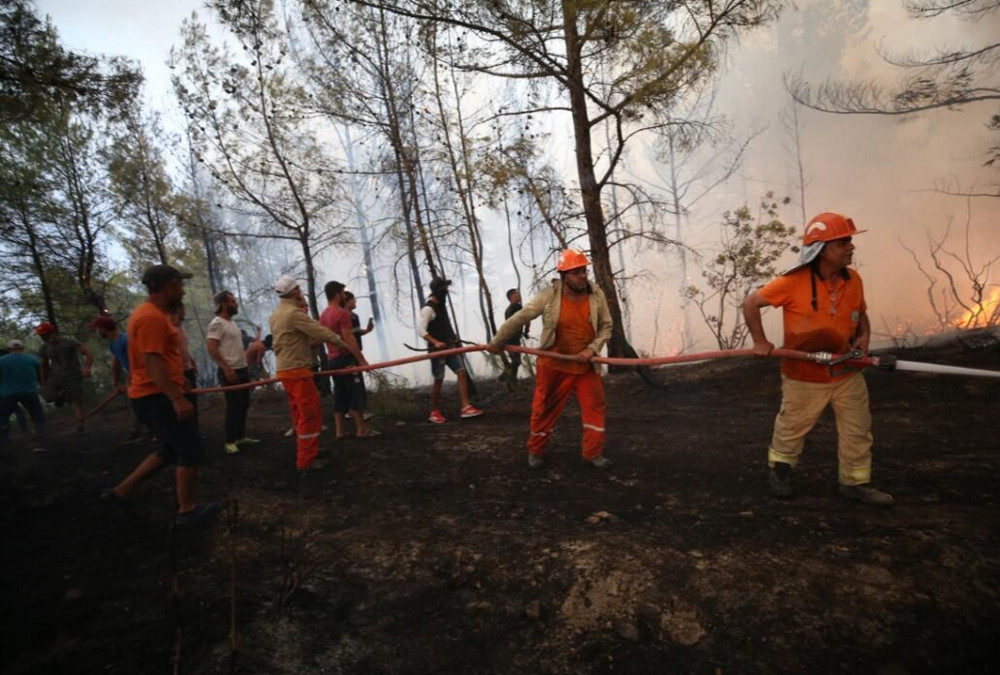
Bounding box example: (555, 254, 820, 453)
(802, 212, 866, 246)
(556, 248, 589, 272)
(35, 322, 56, 336)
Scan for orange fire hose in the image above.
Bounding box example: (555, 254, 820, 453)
(187, 344, 835, 395)
(76, 344, 872, 417)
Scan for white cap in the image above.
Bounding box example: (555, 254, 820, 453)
(7, 339, 24, 349)
(274, 275, 304, 296)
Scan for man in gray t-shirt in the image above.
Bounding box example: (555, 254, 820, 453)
(36, 322, 93, 430)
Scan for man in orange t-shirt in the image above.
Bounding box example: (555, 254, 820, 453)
(489, 249, 614, 470)
(101, 264, 220, 525)
(743, 213, 892, 506)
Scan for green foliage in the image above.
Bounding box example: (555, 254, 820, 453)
(0, 0, 140, 122)
(686, 192, 797, 349)
(365, 370, 421, 418)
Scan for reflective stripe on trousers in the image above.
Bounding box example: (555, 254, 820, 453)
(278, 368, 323, 470)
(527, 366, 606, 460)
(768, 372, 874, 485)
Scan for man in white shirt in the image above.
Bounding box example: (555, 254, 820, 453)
(207, 290, 259, 454)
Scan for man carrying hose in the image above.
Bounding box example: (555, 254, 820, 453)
(742, 212, 893, 506)
(421, 277, 483, 424)
(488, 249, 613, 470)
(269, 275, 352, 471)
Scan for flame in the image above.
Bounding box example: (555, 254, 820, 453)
(953, 287, 1000, 329)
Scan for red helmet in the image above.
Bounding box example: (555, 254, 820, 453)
(556, 248, 589, 272)
(802, 213, 866, 246)
(34, 322, 56, 336)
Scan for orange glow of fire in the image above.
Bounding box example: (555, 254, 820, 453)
(953, 287, 1000, 329)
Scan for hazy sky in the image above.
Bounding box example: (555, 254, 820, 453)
(32, 0, 1000, 374)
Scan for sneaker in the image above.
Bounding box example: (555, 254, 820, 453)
(175, 500, 222, 526)
(528, 454, 545, 470)
(586, 456, 614, 469)
(428, 410, 447, 424)
(769, 462, 794, 498)
(460, 405, 484, 419)
(839, 484, 894, 507)
(99, 489, 132, 515)
(236, 437, 260, 445)
(363, 412, 375, 422)
(224, 442, 240, 455)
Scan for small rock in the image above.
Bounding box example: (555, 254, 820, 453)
(525, 599, 542, 619)
(615, 620, 640, 642)
(739, 510, 754, 518)
(661, 606, 706, 646)
(395, 421, 406, 426)
(585, 515, 602, 524)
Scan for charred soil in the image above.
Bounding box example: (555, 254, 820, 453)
(3, 337, 1000, 674)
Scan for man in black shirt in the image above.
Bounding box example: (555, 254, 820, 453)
(502, 288, 531, 381)
(420, 278, 483, 424)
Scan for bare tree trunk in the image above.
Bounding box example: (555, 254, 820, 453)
(19, 205, 58, 325)
(562, 2, 633, 359)
(666, 128, 694, 350)
(342, 122, 391, 359)
(427, 29, 497, 339)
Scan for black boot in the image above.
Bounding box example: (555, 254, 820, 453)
(769, 462, 794, 498)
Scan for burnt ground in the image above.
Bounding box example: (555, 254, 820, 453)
(2, 337, 1000, 675)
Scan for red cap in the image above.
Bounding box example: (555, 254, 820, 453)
(34, 322, 56, 336)
(88, 316, 117, 331)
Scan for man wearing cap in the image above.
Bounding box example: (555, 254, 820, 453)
(35, 321, 93, 431)
(0, 339, 47, 450)
(269, 275, 352, 470)
(103, 264, 219, 525)
(206, 290, 259, 454)
(420, 277, 483, 424)
(742, 212, 893, 506)
(488, 249, 614, 470)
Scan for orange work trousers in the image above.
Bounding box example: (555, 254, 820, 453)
(527, 366, 606, 460)
(278, 368, 323, 470)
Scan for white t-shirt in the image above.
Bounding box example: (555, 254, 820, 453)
(206, 316, 248, 369)
(418, 305, 436, 336)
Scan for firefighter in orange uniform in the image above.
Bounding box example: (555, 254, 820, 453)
(489, 249, 614, 470)
(268, 275, 350, 471)
(743, 212, 893, 506)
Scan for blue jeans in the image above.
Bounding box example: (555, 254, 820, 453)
(0, 392, 46, 442)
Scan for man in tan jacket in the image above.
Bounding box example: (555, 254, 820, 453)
(269, 275, 356, 470)
(489, 249, 613, 470)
